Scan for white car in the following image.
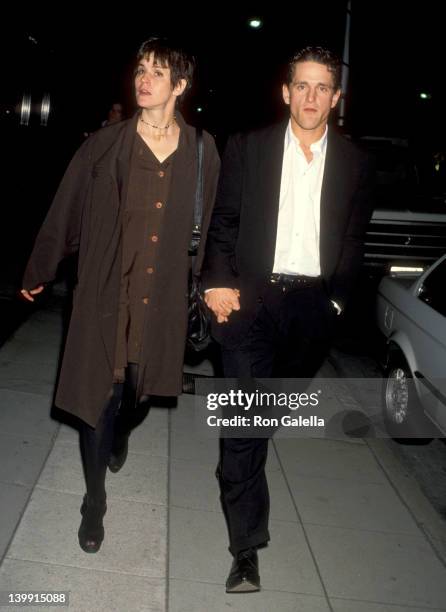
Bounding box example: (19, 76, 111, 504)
(377, 254, 446, 438)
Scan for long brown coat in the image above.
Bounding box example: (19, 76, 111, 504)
(23, 113, 220, 427)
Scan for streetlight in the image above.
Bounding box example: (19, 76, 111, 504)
(248, 18, 262, 29)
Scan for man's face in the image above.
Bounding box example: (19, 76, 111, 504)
(282, 61, 341, 132)
(108, 104, 123, 123)
(134, 53, 185, 110)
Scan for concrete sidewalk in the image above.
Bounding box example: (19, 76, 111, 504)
(1, 297, 446, 611)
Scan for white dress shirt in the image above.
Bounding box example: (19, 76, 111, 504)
(273, 121, 327, 276)
(207, 121, 342, 313)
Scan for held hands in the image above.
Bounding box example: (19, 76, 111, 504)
(204, 288, 240, 323)
(20, 285, 45, 302)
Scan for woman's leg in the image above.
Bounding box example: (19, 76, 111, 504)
(108, 363, 150, 472)
(78, 384, 122, 552)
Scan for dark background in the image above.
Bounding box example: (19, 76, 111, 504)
(3, 3, 443, 136)
(1, 1, 444, 296)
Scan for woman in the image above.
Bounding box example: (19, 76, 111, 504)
(21, 37, 220, 553)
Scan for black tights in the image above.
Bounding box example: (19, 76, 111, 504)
(79, 363, 150, 503)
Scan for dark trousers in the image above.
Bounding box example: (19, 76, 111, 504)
(218, 280, 335, 555)
(79, 363, 150, 503)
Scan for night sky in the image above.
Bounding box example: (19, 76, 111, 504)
(2, 2, 444, 142)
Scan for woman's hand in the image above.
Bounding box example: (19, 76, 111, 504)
(20, 285, 45, 302)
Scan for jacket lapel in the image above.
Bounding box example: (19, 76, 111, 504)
(261, 120, 287, 271)
(169, 112, 195, 192)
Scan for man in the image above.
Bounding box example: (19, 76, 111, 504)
(202, 46, 375, 592)
(101, 102, 124, 127)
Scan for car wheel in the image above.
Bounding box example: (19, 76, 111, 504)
(382, 352, 432, 443)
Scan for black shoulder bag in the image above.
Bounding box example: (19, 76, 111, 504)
(186, 128, 211, 352)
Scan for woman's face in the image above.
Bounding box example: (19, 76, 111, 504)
(134, 53, 184, 111)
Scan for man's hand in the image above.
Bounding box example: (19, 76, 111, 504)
(204, 288, 240, 323)
(20, 285, 45, 302)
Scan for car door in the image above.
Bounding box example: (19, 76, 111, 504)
(413, 258, 446, 432)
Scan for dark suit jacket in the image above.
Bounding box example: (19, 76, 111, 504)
(201, 121, 375, 348)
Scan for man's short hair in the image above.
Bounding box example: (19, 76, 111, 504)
(286, 46, 342, 91)
(137, 36, 195, 94)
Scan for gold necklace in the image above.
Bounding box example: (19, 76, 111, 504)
(139, 114, 176, 130)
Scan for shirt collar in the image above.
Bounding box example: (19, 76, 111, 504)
(285, 121, 328, 156)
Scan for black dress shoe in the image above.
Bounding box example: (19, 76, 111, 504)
(108, 437, 129, 473)
(226, 548, 261, 593)
(78, 495, 107, 553)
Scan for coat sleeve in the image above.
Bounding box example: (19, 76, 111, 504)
(330, 153, 376, 308)
(193, 131, 221, 277)
(22, 138, 93, 290)
(200, 133, 243, 289)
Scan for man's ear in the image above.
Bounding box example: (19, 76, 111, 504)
(331, 88, 342, 108)
(282, 83, 290, 105)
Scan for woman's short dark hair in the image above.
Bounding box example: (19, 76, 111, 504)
(136, 36, 195, 93)
(287, 46, 342, 91)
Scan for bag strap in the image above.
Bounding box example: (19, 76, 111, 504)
(190, 128, 204, 272)
(194, 127, 204, 235)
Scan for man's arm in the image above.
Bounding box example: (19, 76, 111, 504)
(201, 133, 243, 290)
(201, 133, 244, 322)
(21, 138, 92, 294)
(330, 154, 376, 309)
